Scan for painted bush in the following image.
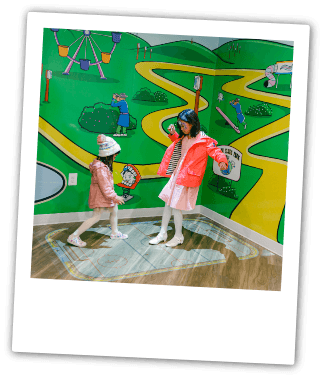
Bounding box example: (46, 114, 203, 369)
(133, 87, 168, 103)
(245, 103, 273, 117)
(79, 102, 137, 133)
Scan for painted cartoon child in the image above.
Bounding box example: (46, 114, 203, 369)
(230, 98, 247, 130)
(111, 93, 130, 137)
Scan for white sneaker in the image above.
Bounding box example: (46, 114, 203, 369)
(165, 235, 184, 247)
(113, 133, 120, 137)
(149, 232, 167, 245)
(111, 231, 128, 239)
(67, 234, 86, 247)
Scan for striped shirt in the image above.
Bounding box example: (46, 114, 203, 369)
(165, 132, 208, 176)
(166, 140, 182, 176)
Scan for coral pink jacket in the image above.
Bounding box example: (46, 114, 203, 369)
(157, 132, 228, 188)
(88, 159, 119, 209)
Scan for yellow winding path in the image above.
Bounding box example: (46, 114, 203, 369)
(38, 117, 160, 180)
(135, 62, 290, 241)
(39, 61, 290, 242)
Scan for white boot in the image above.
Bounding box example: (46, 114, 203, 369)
(149, 232, 167, 245)
(165, 235, 184, 247)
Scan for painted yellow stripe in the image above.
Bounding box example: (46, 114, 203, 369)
(39, 117, 94, 168)
(135, 62, 291, 242)
(220, 69, 291, 109)
(135, 62, 211, 147)
(40, 62, 291, 243)
(230, 116, 289, 241)
(135, 63, 290, 148)
(38, 116, 160, 179)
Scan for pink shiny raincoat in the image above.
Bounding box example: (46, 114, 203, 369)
(88, 159, 119, 209)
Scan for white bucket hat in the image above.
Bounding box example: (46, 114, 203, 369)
(98, 135, 121, 157)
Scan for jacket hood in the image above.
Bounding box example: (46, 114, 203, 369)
(176, 131, 216, 145)
(89, 159, 107, 174)
(196, 131, 215, 142)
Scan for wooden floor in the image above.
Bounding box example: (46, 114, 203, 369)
(31, 214, 282, 290)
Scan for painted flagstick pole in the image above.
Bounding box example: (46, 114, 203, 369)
(44, 70, 52, 102)
(216, 107, 240, 134)
(194, 76, 203, 115)
(136, 43, 140, 60)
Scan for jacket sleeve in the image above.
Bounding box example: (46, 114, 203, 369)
(207, 140, 228, 168)
(168, 132, 179, 142)
(96, 167, 119, 202)
(110, 99, 119, 108)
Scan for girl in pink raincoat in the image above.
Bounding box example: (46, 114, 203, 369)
(67, 135, 127, 247)
(149, 109, 228, 247)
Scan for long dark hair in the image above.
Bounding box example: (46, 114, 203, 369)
(97, 152, 119, 172)
(176, 109, 201, 138)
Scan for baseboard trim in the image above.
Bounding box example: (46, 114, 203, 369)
(33, 206, 202, 226)
(200, 206, 283, 257)
(33, 204, 283, 256)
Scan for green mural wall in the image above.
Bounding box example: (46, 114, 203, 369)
(35, 28, 293, 245)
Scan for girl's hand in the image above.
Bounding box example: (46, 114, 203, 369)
(116, 196, 125, 205)
(218, 162, 227, 171)
(168, 124, 176, 135)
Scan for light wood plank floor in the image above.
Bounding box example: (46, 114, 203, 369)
(31, 214, 282, 290)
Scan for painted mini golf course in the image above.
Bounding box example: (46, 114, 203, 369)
(39, 61, 290, 243)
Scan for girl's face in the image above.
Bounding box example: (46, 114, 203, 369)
(178, 119, 192, 135)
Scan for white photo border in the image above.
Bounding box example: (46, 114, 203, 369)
(12, 12, 310, 364)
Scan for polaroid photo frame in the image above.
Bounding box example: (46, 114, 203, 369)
(12, 12, 309, 364)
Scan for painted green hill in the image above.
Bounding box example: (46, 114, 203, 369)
(214, 39, 294, 69)
(151, 40, 217, 67)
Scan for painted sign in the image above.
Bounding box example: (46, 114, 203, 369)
(213, 145, 242, 181)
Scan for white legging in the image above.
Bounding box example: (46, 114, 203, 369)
(74, 205, 118, 236)
(160, 204, 183, 238)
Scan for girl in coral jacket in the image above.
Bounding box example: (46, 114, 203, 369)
(67, 135, 127, 248)
(149, 109, 228, 247)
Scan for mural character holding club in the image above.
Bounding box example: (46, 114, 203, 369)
(230, 98, 247, 130)
(111, 93, 130, 137)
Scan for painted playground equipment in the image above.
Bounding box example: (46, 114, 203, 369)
(50, 29, 122, 79)
(264, 60, 293, 88)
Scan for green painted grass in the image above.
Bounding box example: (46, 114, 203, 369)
(249, 131, 289, 162)
(248, 75, 292, 97)
(214, 39, 293, 70)
(35, 134, 171, 214)
(37, 29, 292, 244)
